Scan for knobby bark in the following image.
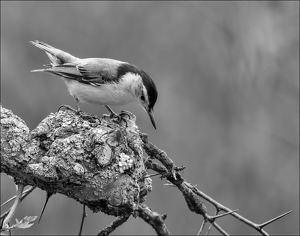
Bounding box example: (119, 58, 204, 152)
(1, 106, 292, 235)
(1, 106, 152, 216)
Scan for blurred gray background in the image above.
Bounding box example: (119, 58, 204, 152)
(1, 1, 299, 235)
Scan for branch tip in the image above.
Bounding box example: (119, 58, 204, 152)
(78, 204, 87, 236)
(259, 210, 293, 229)
(1, 187, 35, 208)
(197, 220, 207, 236)
(164, 183, 176, 187)
(1, 184, 25, 231)
(145, 173, 161, 178)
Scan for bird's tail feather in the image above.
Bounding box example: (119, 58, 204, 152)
(31, 65, 81, 80)
(30, 40, 78, 66)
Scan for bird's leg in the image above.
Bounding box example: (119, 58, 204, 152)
(58, 98, 100, 122)
(74, 97, 82, 114)
(58, 97, 82, 115)
(38, 191, 53, 224)
(105, 105, 118, 118)
(104, 105, 130, 128)
(58, 104, 77, 113)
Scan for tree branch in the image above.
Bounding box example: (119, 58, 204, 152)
(140, 132, 293, 235)
(0, 106, 152, 231)
(0, 106, 292, 235)
(97, 213, 131, 236)
(136, 203, 170, 236)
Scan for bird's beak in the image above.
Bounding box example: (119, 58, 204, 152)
(147, 109, 156, 129)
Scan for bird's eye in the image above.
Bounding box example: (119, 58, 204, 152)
(141, 95, 145, 101)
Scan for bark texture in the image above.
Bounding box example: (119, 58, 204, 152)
(0, 106, 152, 216)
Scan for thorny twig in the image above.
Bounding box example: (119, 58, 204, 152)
(139, 132, 293, 236)
(78, 204, 87, 236)
(188, 183, 293, 235)
(204, 208, 221, 235)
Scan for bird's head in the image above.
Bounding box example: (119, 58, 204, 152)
(117, 64, 158, 129)
(137, 69, 158, 129)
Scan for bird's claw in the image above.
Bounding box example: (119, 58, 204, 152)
(109, 111, 119, 119)
(103, 112, 131, 129)
(58, 104, 81, 115)
(58, 105, 101, 123)
(103, 105, 129, 127)
(104, 105, 118, 118)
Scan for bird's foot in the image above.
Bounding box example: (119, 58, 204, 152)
(58, 105, 101, 123)
(105, 105, 118, 119)
(58, 104, 81, 115)
(103, 106, 132, 128)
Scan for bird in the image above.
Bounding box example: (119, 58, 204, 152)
(30, 40, 158, 129)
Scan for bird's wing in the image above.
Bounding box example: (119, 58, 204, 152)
(32, 58, 126, 87)
(77, 58, 125, 86)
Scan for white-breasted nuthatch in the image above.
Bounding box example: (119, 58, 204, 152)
(30, 40, 158, 129)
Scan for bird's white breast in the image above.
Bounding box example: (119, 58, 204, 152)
(62, 76, 137, 106)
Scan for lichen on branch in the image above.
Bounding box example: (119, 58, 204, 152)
(0, 106, 152, 216)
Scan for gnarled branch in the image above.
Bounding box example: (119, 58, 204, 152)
(1, 106, 153, 232)
(1, 106, 292, 235)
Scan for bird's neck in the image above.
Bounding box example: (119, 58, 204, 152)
(120, 72, 143, 99)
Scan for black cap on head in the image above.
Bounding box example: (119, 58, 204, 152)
(117, 63, 158, 129)
(117, 63, 158, 110)
(139, 69, 158, 110)
(117, 63, 139, 78)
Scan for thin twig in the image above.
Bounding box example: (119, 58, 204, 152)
(1, 184, 25, 231)
(0, 186, 35, 228)
(38, 192, 54, 224)
(141, 135, 293, 236)
(206, 209, 220, 235)
(210, 209, 239, 220)
(164, 183, 176, 187)
(1, 187, 35, 209)
(186, 183, 270, 235)
(197, 219, 207, 236)
(210, 220, 229, 236)
(258, 210, 293, 229)
(78, 204, 87, 236)
(145, 173, 161, 178)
